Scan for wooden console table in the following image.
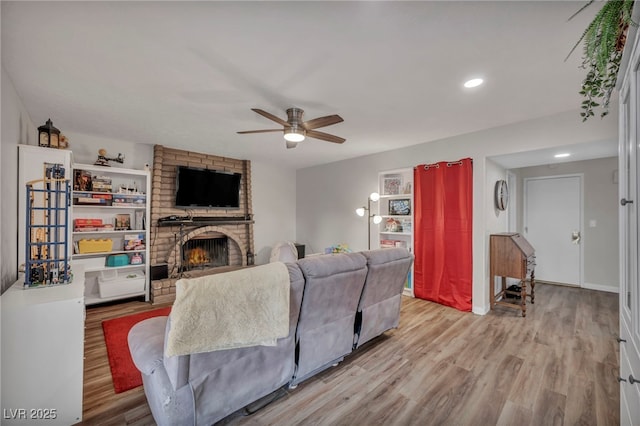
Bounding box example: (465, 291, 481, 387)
(490, 233, 536, 317)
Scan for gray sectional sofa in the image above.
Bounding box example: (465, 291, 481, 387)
(128, 248, 412, 426)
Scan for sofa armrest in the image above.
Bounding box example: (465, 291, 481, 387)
(163, 317, 190, 390)
(129, 316, 169, 376)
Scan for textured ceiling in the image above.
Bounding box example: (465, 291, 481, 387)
(2, 1, 604, 169)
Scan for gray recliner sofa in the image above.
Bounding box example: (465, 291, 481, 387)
(128, 248, 412, 425)
(128, 263, 305, 426)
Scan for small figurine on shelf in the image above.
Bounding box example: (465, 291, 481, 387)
(94, 149, 125, 167)
(59, 133, 70, 149)
(385, 218, 401, 232)
(130, 253, 143, 265)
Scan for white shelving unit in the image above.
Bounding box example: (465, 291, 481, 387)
(71, 163, 150, 305)
(377, 168, 414, 296)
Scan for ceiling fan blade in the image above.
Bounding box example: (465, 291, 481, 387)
(237, 129, 283, 134)
(286, 141, 298, 149)
(306, 130, 346, 144)
(251, 108, 289, 126)
(303, 114, 344, 130)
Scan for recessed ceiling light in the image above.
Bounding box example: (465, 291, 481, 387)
(554, 153, 571, 158)
(464, 78, 483, 88)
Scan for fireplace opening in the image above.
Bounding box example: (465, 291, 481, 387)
(181, 236, 228, 271)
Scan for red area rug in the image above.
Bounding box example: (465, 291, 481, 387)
(102, 307, 171, 393)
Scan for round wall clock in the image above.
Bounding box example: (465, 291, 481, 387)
(495, 179, 509, 211)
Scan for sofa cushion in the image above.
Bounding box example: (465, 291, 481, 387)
(294, 252, 368, 381)
(356, 247, 413, 347)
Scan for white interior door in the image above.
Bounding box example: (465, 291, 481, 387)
(524, 175, 582, 285)
(618, 38, 640, 425)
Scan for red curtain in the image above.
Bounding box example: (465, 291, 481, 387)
(413, 158, 472, 311)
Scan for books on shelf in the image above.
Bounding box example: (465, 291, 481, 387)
(73, 191, 113, 206)
(91, 175, 113, 193)
(112, 193, 146, 206)
(380, 239, 407, 249)
(73, 218, 115, 232)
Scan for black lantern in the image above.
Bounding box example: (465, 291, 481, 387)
(38, 118, 60, 148)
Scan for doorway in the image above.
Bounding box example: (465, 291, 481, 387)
(523, 174, 583, 286)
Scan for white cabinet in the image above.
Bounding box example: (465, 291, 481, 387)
(71, 163, 150, 305)
(17, 145, 73, 271)
(618, 3, 640, 423)
(377, 168, 414, 296)
(1, 269, 85, 425)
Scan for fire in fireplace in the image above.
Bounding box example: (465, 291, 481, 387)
(182, 237, 228, 271)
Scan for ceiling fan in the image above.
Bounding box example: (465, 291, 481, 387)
(238, 108, 345, 149)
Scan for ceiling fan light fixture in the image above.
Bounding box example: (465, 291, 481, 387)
(238, 108, 344, 144)
(464, 78, 484, 88)
(284, 127, 305, 142)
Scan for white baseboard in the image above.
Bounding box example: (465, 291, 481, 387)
(582, 282, 619, 293)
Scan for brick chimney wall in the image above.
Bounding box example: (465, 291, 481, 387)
(150, 145, 253, 304)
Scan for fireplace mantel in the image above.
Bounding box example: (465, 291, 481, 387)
(158, 216, 255, 227)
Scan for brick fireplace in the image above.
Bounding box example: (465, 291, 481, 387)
(150, 145, 254, 304)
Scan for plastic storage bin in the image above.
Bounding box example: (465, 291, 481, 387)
(78, 238, 112, 253)
(98, 270, 145, 298)
(106, 254, 129, 267)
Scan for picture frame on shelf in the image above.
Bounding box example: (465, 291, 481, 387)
(74, 169, 92, 191)
(114, 214, 131, 231)
(389, 198, 411, 215)
(383, 174, 403, 195)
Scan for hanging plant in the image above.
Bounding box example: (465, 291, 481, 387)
(566, 0, 636, 121)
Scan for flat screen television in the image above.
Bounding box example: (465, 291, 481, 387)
(175, 166, 241, 208)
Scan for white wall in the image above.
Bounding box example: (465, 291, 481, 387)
(296, 109, 617, 314)
(485, 158, 508, 305)
(514, 157, 619, 292)
(1, 66, 36, 294)
(251, 161, 296, 264)
(62, 131, 153, 170)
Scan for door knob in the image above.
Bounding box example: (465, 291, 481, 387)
(571, 231, 581, 244)
(618, 337, 627, 343)
(619, 376, 628, 382)
(621, 198, 634, 206)
(630, 375, 640, 384)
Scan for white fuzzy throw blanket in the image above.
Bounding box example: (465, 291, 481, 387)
(166, 262, 290, 357)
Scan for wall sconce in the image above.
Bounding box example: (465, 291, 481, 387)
(356, 192, 382, 249)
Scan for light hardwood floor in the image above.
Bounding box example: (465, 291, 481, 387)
(80, 283, 619, 425)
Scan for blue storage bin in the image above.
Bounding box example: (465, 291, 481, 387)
(106, 254, 129, 267)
